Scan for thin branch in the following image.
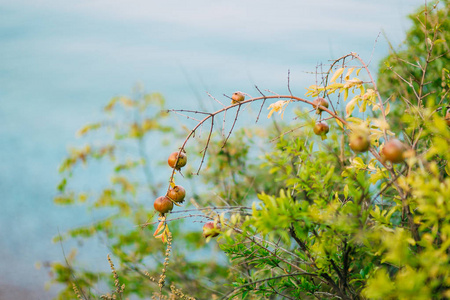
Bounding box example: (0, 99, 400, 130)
(222, 105, 241, 148)
(367, 31, 382, 67)
(287, 69, 293, 97)
(58, 229, 90, 300)
(254, 85, 267, 123)
(207, 92, 226, 107)
(196, 116, 214, 175)
(166, 93, 349, 191)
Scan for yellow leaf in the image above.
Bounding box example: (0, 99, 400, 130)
(325, 83, 344, 95)
(344, 78, 363, 89)
(153, 221, 165, 236)
(119, 97, 134, 107)
(325, 83, 344, 90)
(335, 118, 344, 129)
(359, 99, 368, 113)
(346, 117, 363, 124)
(344, 68, 355, 80)
(346, 96, 358, 117)
(385, 102, 390, 115)
(368, 160, 377, 170)
(170, 178, 176, 188)
(356, 68, 362, 76)
(371, 119, 390, 131)
(352, 157, 365, 168)
(104, 97, 118, 111)
(305, 85, 323, 97)
(359, 85, 365, 95)
(330, 68, 345, 83)
(220, 213, 225, 225)
(267, 100, 290, 119)
(386, 130, 395, 136)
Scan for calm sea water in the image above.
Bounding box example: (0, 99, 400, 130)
(0, 0, 424, 297)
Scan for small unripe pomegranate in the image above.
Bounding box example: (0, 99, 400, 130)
(445, 108, 450, 126)
(203, 221, 221, 238)
(154, 196, 174, 214)
(167, 185, 186, 203)
(231, 92, 245, 104)
(313, 97, 329, 112)
(349, 132, 370, 152)
(313, 122, 329, 136)
(382, 139, 406, 163)
(168, 151, 187, 170)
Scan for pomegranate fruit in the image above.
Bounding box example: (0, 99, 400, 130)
(167, 185, 186, 203)
(313, 122, 329, 136)
(349, 132, 370, 153)
(313, 97, 329, 112)
(154, 196, 173, 214)
(382, 139, 406, 163)
(231, 92, 245, 104)
(168, 151, 187, 170)
(203, 221, 221, 238)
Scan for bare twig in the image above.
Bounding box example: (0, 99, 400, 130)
(207, 92, 226, 107)
(222, 105, 241, 148)
(196, 116, 214, 174)
(254, 85, 267, 123)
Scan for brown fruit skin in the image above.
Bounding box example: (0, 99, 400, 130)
(203, 221, 221, 238)
(231, 92, 245, 104)
(313, 122, 329, 136)
(349, 133, 370, 152)
(168, 151, 187, 170)
(313, 97, 329, 112)
(446, 109, 450, 126)
(167, 185, 186, 203)
(154, 196, 174, 214)
(382, 139, 405, 163)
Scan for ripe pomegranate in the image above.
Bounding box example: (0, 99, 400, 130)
(349, 132, 370, 152)
(446, 108, 450, 126)
(382, 139, 406, 163)
(168, 151, 187, 170)
(313, 122, 329, 136)
(203, 221, 221, 238)
(313, 97, 329, 112)
(154, 196, 173, 214)
(167, 185, 186, 203)
(231, 92, 245, 104)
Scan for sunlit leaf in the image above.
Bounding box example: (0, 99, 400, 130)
(385, 102, 391, 115)
(330, 68, 345, 82)
(346, 96, 359, 117)
(335, 118, 344, 129)
(345, 68, 355, 80)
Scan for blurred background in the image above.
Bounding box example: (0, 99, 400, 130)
(0, 0, 424, 298)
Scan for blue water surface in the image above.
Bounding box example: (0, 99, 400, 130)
(0, 0, 424, 297)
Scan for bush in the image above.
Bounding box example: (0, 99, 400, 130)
(50, 2, 450, 299)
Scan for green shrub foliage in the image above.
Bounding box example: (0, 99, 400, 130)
(51, 2, 450, 299)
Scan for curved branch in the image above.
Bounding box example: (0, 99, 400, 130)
(166, 94, 349, 190)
